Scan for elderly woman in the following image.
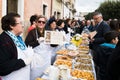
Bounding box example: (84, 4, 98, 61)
(0, 13, 34, 80)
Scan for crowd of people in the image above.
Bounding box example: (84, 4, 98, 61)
(0, 12, 120, 80)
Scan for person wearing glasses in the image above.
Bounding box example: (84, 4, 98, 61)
(0, 13, 34, 80)
(89, 12, 111, 50)
(88, 12, 111, 78)
(25, 15, 47, 48)
(25, 15, 50, 79)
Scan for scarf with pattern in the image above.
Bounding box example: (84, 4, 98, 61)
(5, 31, 27, 50)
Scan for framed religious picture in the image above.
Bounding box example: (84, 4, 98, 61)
(44, 31, 64, 44)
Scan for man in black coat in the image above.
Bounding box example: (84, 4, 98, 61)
(89, 12, 111, 50)
(89, 12, 111, 61)
(90, 12, 110, 50)
(89, 12, 111, 79)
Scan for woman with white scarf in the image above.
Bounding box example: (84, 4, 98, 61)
(0, 13, 43, 80)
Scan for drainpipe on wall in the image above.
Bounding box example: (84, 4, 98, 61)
(50, 0, 52, 16)
(63, 0, 64, 19)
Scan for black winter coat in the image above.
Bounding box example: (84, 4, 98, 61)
(106, 41, 120, 80)
(89, 21, 111, 50)
(25, 28, 44, 48)
(94, 45, 114, 80)
(0, 32, 25, 76)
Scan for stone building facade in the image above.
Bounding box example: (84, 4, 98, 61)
(0, 0, 76, 39)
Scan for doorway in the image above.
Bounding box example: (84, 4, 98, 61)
(7, 0, 18, 13)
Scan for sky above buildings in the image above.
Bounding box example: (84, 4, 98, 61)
(75, 0, 105, 12)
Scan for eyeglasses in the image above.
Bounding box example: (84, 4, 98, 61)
(37, 20, 46, 24)
(94, 17, 100, 20)
(15, 22, 23, 25)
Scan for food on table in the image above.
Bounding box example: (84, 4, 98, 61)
(75, 58, 92, 64)
(79, 50, 89, 54)
(68, 50, 79, 57)
(76, 54, 92, 59)
(56, 49, 69, 55)
(54, 59, 72, 68)
(74, 64, 93, 71)
(79, 45, 89, 51)
(71, 69, 94, 80)
(56, 55, 72, 61)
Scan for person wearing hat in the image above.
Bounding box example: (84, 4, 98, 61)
(47, 17, 56, 31)
(56, 19, 65, 32)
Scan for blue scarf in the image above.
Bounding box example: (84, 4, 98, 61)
(100, 43, 116, 49)
(5, 31, 27, 50)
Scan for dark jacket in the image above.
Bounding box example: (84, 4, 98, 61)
(88, 25, 94, 32)
(94, 44, 115, 80)
(106, 41, 120, 80)
(89, 21, 111, 50)
(0, 32, 25, 76)
(63, 24, 69, 34)
(25, 28, 44, 48)
(94, 21, 110, 43)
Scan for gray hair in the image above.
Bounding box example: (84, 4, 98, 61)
(93, 12, 102, 17)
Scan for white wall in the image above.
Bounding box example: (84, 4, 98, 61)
(18, 0, 24, 21)
(64, 5, 70, 19)
(2, 0, 7, 16)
